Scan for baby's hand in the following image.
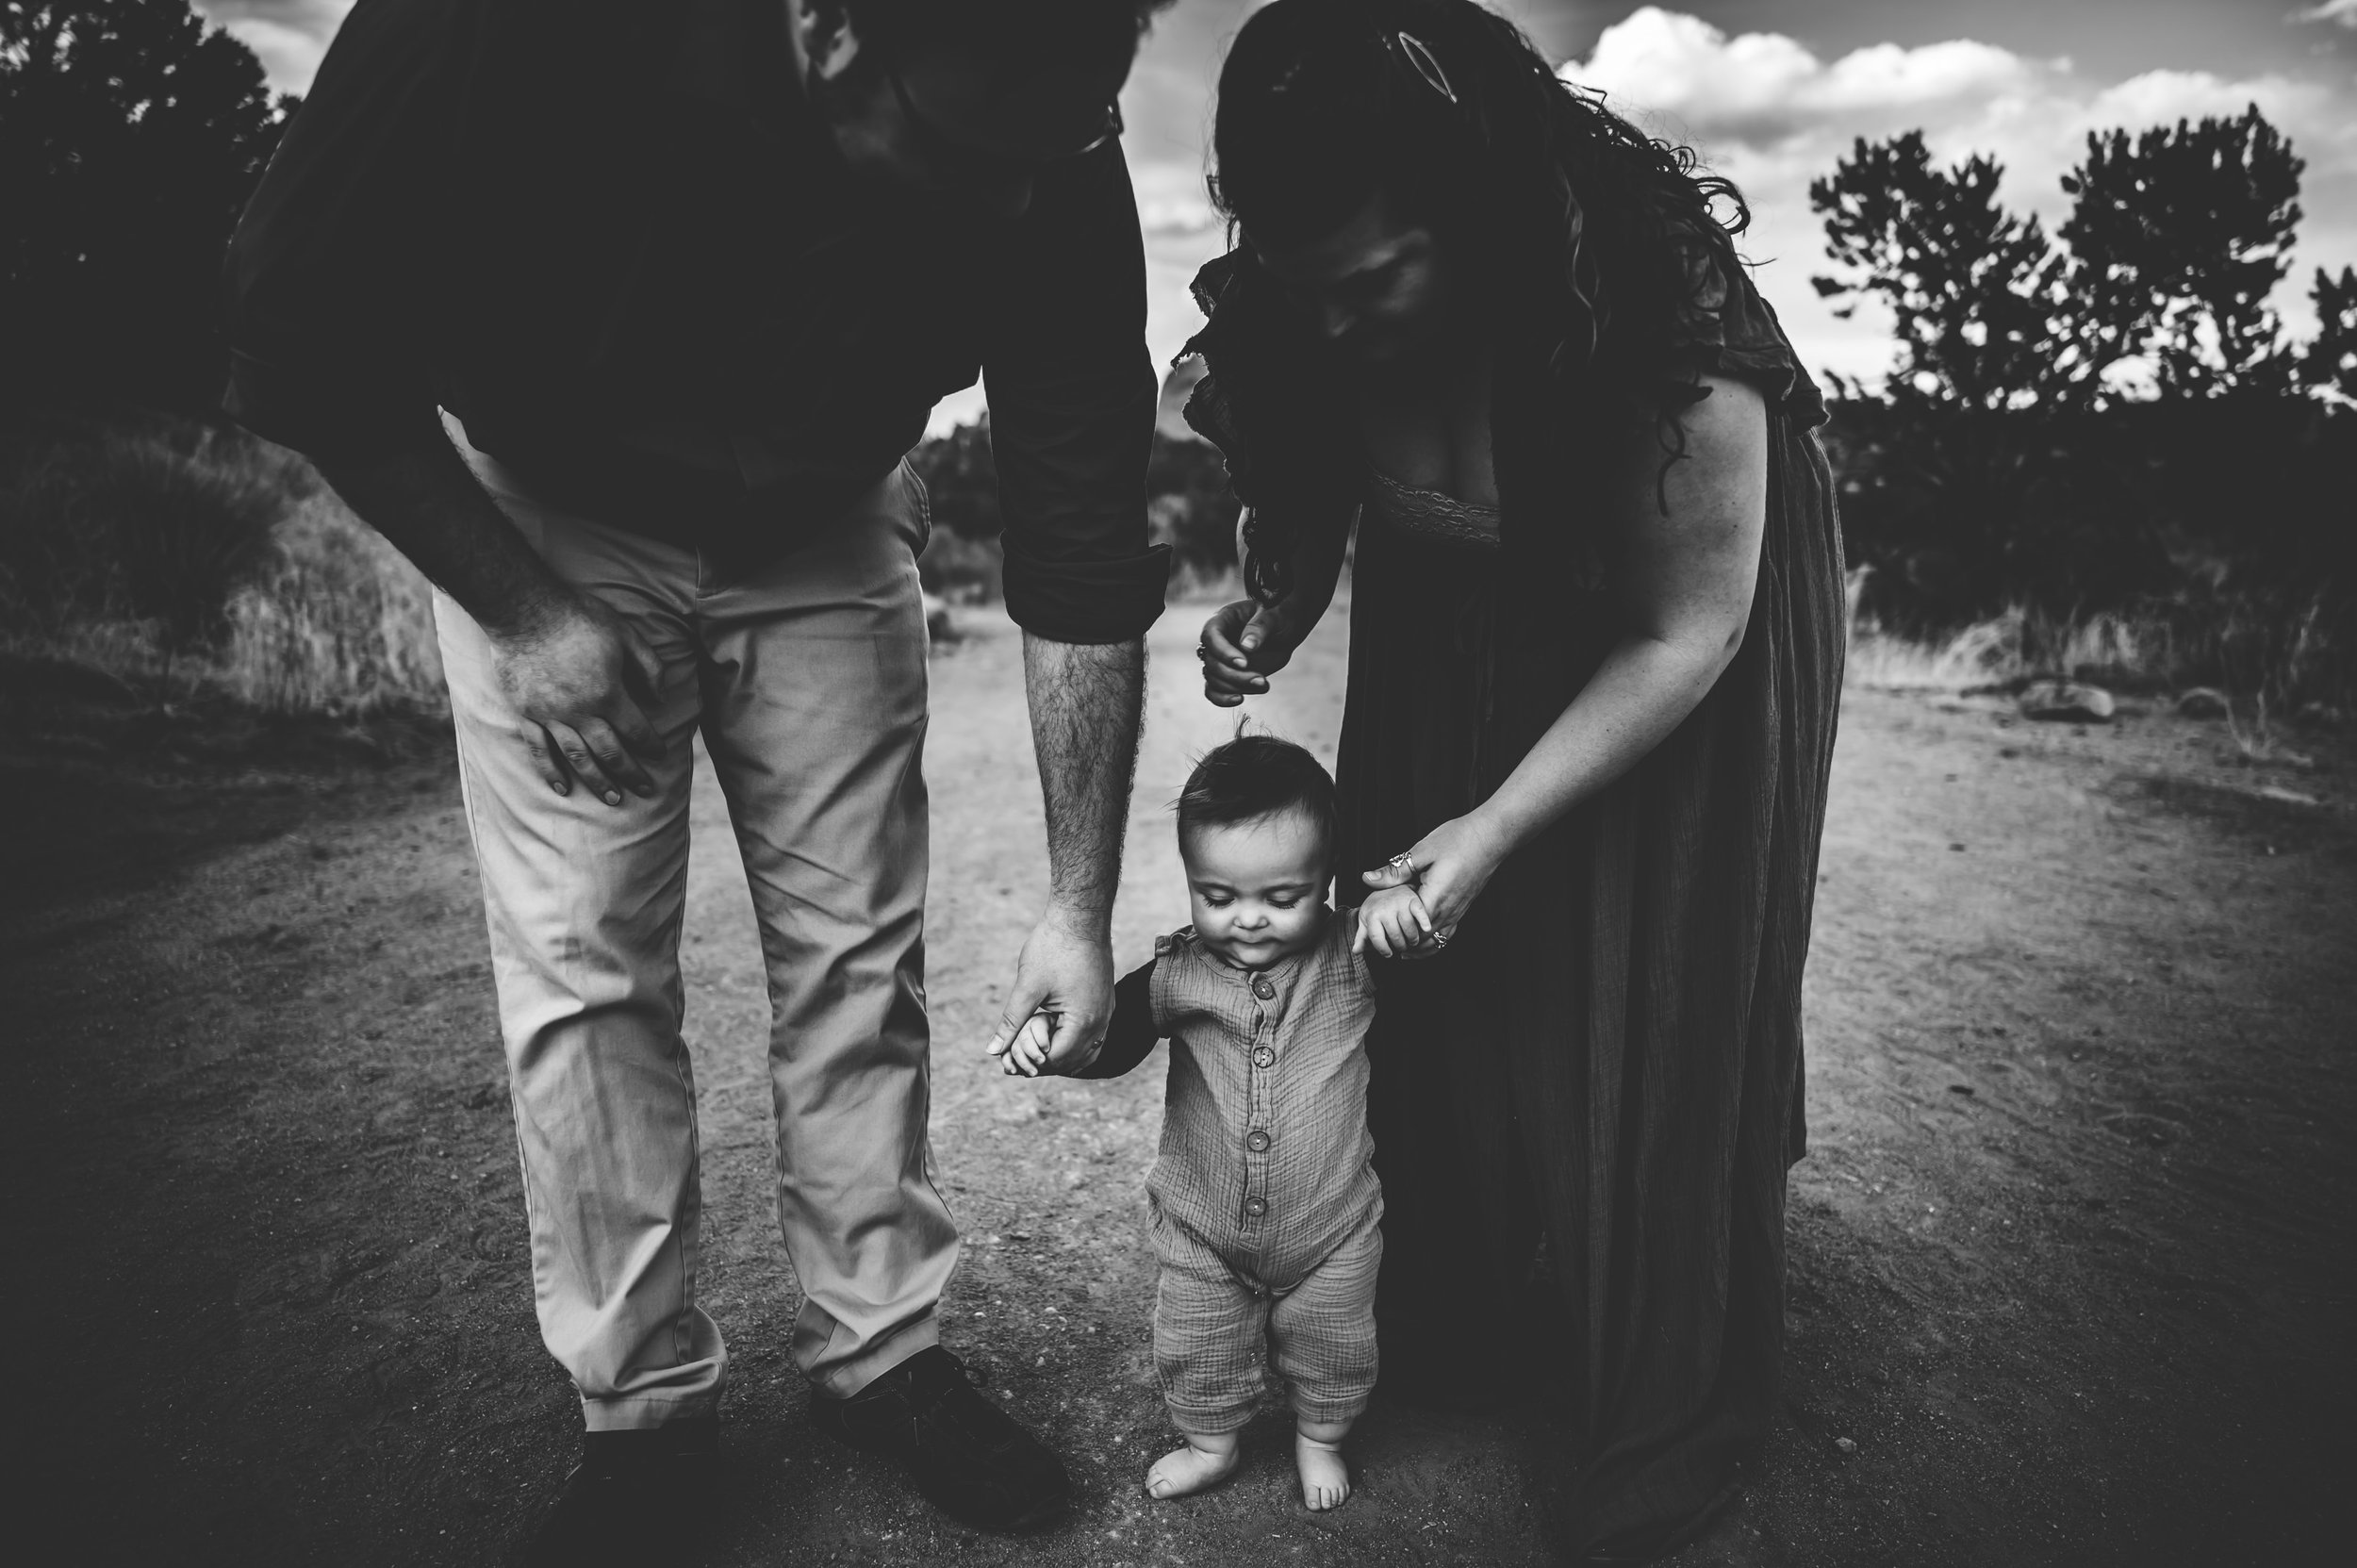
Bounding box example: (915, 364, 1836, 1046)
(1352, 887, 1433, 959)
(997, 1012, 1057, 1077)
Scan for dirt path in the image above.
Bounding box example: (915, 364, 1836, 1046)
(8, 602, 2352, 1566)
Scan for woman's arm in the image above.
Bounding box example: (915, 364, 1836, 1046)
(1484, 374, 1770, 842)
(1200, 496, 1356, 705)
(1366, 373, 1771, 931)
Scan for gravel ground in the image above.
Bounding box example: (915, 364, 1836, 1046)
(8, 600, 2351, 1565)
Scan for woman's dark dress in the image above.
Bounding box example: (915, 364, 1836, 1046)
(1181, 247, 1845, 1553)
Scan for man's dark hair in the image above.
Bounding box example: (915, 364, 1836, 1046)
(1175, 734, 1339, 867)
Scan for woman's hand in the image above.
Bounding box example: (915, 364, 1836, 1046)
(1198, 597, 1306, 707)
(1360, 811, 1511, 946)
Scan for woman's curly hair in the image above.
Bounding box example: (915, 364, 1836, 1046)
(1205, 0, 1752, 599)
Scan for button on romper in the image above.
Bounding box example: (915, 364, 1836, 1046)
(1079, 912, 1383, 1434)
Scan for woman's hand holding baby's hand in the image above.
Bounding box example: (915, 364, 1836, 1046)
(1361, 811, 1509, 952)
(1352, 887, 1435, 959)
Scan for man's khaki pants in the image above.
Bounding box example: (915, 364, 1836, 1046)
(435, 426, 958, 1431)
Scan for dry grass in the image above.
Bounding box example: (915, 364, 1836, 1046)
(1844, 605, 2198, 694)
(1, 423, 444, 717)
(1847, 594, 2349, 729)
(219, 494, 443, 715)
(1847, 609, 2032, 693)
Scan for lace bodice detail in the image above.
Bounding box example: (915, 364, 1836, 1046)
(1365, 467, 1502, 551)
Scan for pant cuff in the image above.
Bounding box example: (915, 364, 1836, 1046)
(1165, 1399, 1260, 1436)
(580, 1391, 721, 1433)
(815, 1314, 939, 1399)
(1289, 1392, 1371, 1427)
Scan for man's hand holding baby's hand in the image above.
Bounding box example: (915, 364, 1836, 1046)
(983, 906, 1113, 1073)
(990, 1012, 1103, 1077)
(995, 1013, 1055, 1076)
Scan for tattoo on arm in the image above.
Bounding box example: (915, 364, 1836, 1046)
(1023, 633, 1146, 927)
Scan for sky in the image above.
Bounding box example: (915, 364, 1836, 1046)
(199, 1, 2357, 427)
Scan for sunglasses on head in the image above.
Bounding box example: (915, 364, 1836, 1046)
(1268, 31, 1459, 110)
(1388, 31, 1458, 105)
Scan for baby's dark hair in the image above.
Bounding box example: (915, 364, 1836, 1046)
(1174, 734, 1339, 866)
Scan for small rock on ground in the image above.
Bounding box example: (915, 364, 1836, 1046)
(2175, 687, 2232, 719)
(2020, 679, 2116, 722)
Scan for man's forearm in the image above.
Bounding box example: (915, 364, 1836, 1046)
(1022, 633, 1146, 928)
(315, 430, 569, 639)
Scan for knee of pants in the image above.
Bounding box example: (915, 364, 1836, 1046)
(1269, 1314, 1377, 1407)
(1267, 1228, 1382, 1400)
(1152, 1266, 1267, 1425)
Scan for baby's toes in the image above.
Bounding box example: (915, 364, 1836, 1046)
(1294, 1446, 1351, 1510)
(1147, 1443, 1237, 1501)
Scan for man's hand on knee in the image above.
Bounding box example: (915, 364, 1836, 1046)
(490, 592, 667, 807)
(316, 436, 667, 811)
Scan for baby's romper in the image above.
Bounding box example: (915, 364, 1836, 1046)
(1079, 912, 1383, 1434)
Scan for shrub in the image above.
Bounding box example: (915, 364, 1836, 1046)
(917, 525, 1004, 603)
(0, 419, 306, 652)
(0, 418, 443, 716)
(220, 494, 443, 715)
(906, 412, 1244, 602)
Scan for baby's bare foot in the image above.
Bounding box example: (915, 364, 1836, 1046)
(1146, 1439, 1240, 1500)
(1295, 1432, 1351, 1510)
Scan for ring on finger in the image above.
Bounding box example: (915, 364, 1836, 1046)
(1386, 851, 1417, 882)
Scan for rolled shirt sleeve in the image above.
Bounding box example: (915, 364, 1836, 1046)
(1072, 959, 1162, 1080)
(223, 0, 455, 460)
(982, 143, 1169, 645)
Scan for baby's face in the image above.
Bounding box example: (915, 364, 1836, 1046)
(1181, 811, 1331, 970)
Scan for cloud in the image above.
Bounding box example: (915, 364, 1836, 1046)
(1563, 7, 2357, 388)
(193, 0, 353, 93)
(1573, 9, 2054, 147)
(2290, 0, 2357, 28)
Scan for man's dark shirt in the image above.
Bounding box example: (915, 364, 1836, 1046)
(223, 0, 1167, 643)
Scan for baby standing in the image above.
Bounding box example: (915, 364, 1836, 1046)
(996, 734, 1382, 1510)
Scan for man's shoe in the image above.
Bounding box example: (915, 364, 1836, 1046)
(810, 1346, 1070, 1531)
(517, 1415, 717, 1567)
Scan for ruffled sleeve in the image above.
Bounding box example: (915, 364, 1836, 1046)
(1174, 250, 1357, 508)
(1654, 244, 1828, 430)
